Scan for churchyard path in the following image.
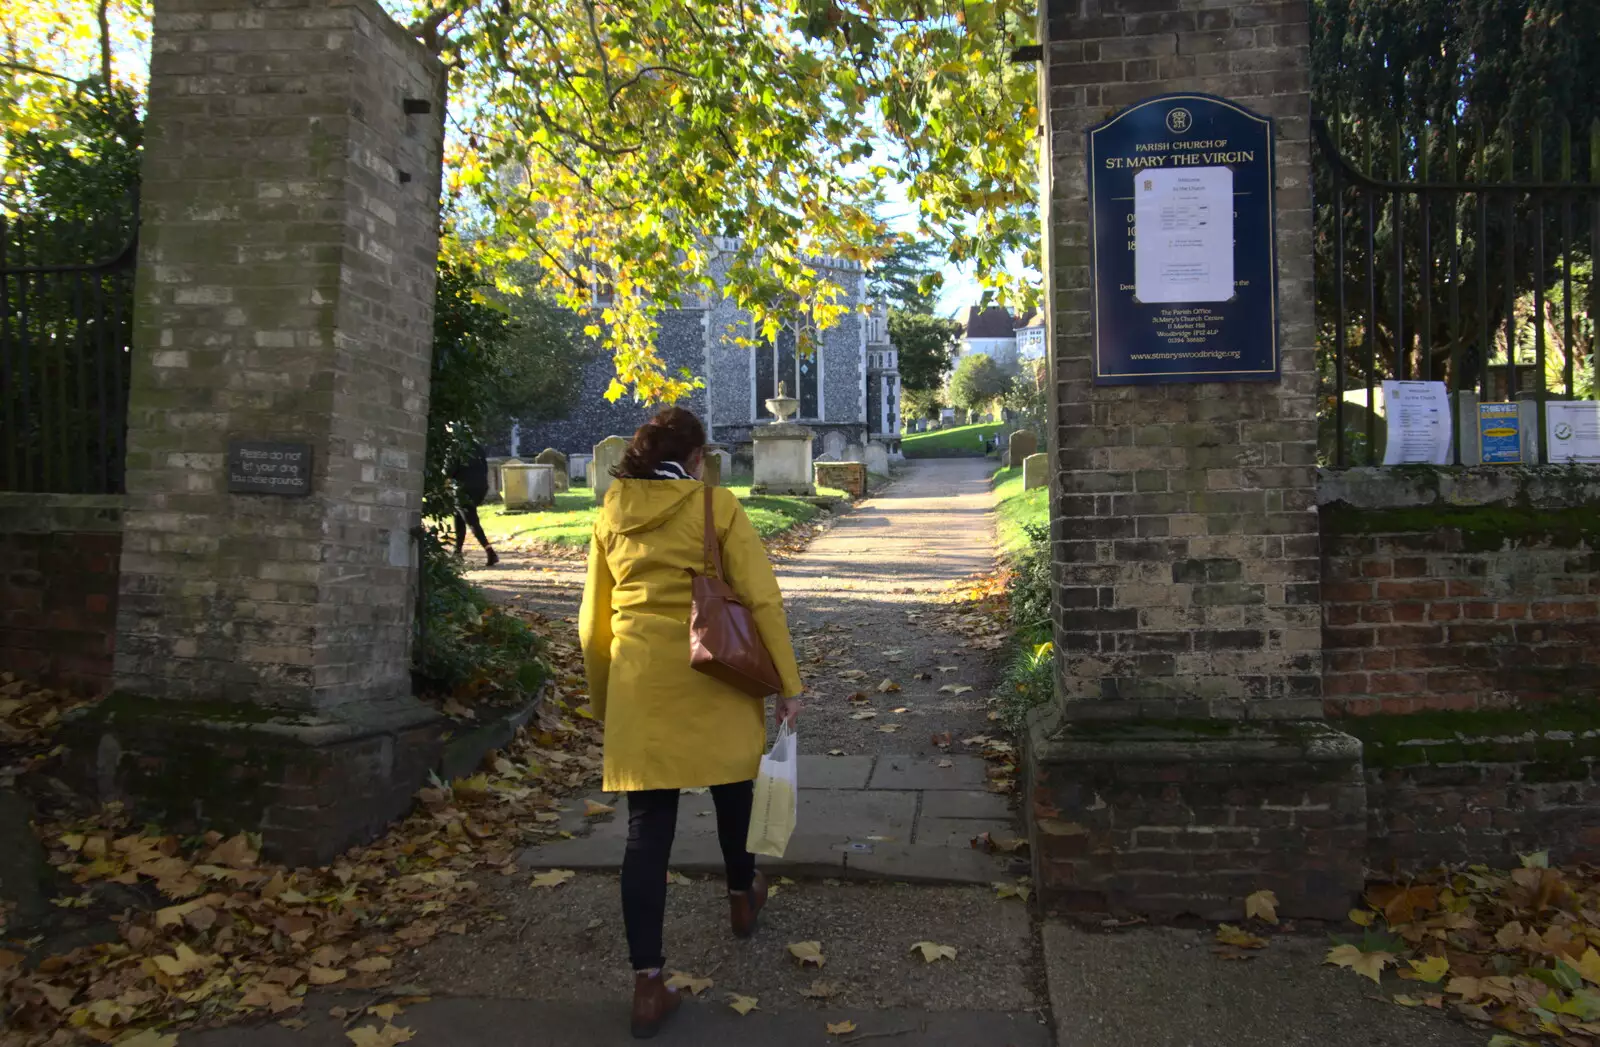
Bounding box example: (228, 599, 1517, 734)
(191, 461, 1487, 1045)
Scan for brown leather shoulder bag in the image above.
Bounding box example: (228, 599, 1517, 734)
(689, 487, 783, 698)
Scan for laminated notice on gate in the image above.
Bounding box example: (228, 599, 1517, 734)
(1134, 166, 1235, 304)
(1381, 381, 1452, 466)
(1547, 401, 1600, 463)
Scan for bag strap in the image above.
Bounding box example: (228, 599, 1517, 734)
(702, 485, 725, 580)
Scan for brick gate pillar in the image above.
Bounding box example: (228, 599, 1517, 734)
(67, 0, 449, 863)
(1025, 0, 1365, 918)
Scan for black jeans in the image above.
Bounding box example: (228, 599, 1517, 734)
(622, 781, 756, 970)
(453, 501, 491, 554)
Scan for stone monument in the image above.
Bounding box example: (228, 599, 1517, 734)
(1007, 430, 1038, 469)
(751, 384, 815, 496)
(533, 448, 569, 492)
(484, 457, 510, 503)
(592, 435, 627, 502)
(568, 453, 593, 484)
(503, 462, 555, 510)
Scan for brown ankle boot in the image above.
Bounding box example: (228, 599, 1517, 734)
(729, 870, 769, 939)
(631, 970, 681, 1039)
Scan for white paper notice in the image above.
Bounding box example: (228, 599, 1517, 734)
(1546, 401, 1600, 463)
(1134, 165, 1235, 304)
(1381, 380, 1453, 466)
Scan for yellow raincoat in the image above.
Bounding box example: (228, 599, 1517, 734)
(579, 479, 803, 792)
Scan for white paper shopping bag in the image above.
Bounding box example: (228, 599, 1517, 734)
(745, 724, 797, 858)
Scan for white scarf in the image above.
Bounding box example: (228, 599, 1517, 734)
(651, 461, 693, 480)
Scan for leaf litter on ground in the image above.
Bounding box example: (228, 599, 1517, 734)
(1316, 853, 1600, 1043)
(0, 610, 607, 1047)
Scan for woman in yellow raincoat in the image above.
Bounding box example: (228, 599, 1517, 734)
(579, 407, 803, 1038)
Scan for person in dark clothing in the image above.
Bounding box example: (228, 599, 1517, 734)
(451, 445, 499, 566)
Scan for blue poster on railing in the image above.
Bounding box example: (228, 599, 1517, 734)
(1477, 402, 1521, 464)
(1086, 93, 1280, 385)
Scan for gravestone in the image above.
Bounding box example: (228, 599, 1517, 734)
(701, 448, 723, 487)
(484, 457, 511, 503)
(822, 431, 849, 459)
(533, 448, 569, 492)
(1022, 453, 1048, 491)
(592, 435, 627, 502)
(1007, 430, 1038, 468)
(568, 453, 593, 484)
(866, 440, 891, 477)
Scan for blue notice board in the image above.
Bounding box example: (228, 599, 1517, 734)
(1478, 402, 1522, 464)
(1087, 93, 1280, 384)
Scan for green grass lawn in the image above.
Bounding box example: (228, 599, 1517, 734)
(992, 465, 1047, 558)
(477, 477, 845, 548)
(901, 421, 1006, 459)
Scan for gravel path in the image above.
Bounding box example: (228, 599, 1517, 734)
(781, 457, 1001, 755)
(471, 458, 1006, 756)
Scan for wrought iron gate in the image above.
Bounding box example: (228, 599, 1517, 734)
(0, 199, 137, 494)
(1313, 117, 1599, 466)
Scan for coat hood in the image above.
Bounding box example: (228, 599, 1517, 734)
(601, 478, 703, 535)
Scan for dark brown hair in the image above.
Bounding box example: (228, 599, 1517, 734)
(613, 407, 707, 479)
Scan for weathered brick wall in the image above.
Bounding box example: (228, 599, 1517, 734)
(1028, 721, 1365, 919)
(1319, 467, 1600, 716)
(1041, 0, 1322, 715)
(1347, 712, 1600, 872)
(116, 0, 444, 711)
(814, 461, 866, 498)
(0, 496, 122, 695)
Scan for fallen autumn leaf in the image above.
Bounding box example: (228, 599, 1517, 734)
(530, 869, 576, 889)
(910, 941, 957, 963)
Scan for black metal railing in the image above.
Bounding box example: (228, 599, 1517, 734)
(1313, 116, 1599, 466)
(0, 199, 137, 494)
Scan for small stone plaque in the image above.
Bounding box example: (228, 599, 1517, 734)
(228, 440, 313, 496)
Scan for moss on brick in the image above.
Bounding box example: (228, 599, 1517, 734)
(1323, 504, 1600, 553)
(1343, 702, 1600, 769)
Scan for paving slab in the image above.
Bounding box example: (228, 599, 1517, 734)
(920, 789, 1015, 820)
(868, 754, 989, 790)
(915, 816, 1016, 849)
(801, 753, 875, 789)
(182, 998, 1052, 1047)
(1043, 921, 1486, 1047)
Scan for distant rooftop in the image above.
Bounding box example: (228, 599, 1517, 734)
(960, 305, 1017, 339)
